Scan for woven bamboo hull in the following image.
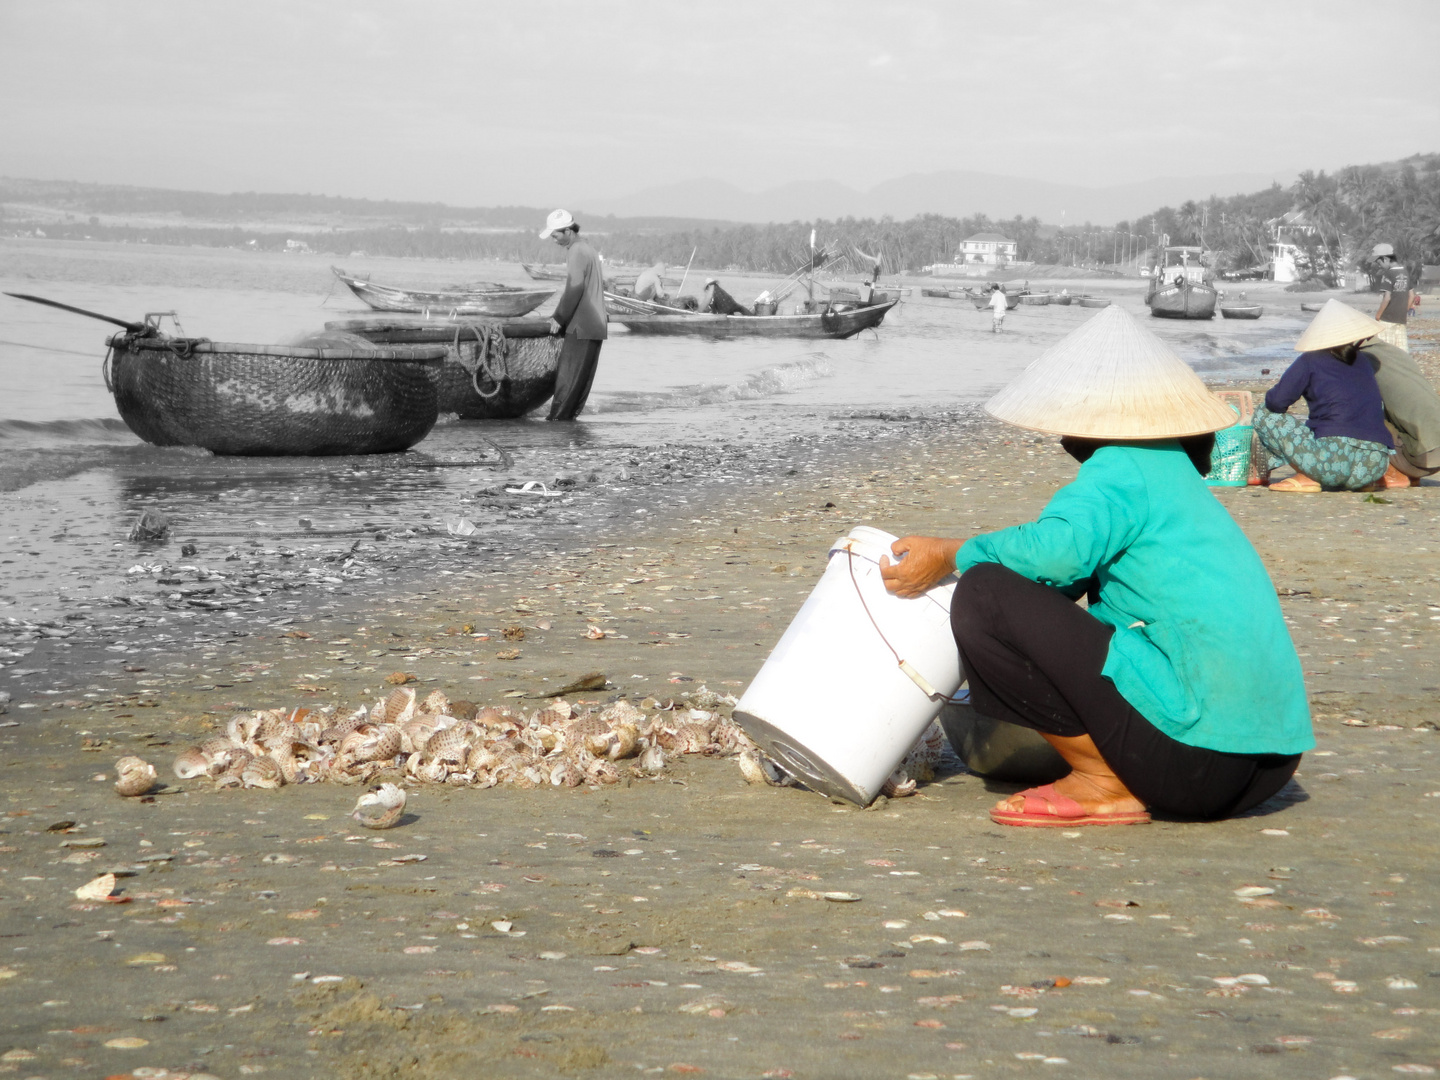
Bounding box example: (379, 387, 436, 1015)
(1018, 293, 1051, 306)
(333, 268, 553, 317)
(107, 335, 444, 455)
(1077, 296, 1112, 308)
(1220, 305, 1263, 319)
(1050, 294, 1073, 306)
(1146, 281, 1218, 319)
(325, 316, 563, 419)
(968, 291, 1021, 310)
(611, 299, 897, 339)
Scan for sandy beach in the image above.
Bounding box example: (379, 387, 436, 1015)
(0, 320, 1436, 1079)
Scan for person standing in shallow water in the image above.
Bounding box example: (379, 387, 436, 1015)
(540, 209, 607, 421)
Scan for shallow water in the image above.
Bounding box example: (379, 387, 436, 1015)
(0, 238, 1304, 633)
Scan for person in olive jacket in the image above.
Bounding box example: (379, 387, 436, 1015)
(539, 209, 608, 420)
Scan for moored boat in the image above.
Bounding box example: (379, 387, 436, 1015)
(326, 316, 563, 420)
(332, 267, 553, 318)
(1220, 304, 1263, 319)
(1300, 301, 1325, 312)
(1145, 246, 1218, 319)
(967, 290, 1021, 310)
(522, 263, 567, 282)
(1077, 296, 1112, 308)
(1050, 293, 1073, 306)
(1018, 293, 1052, 306)
(106, 331, 445, 455)
(921, 287, 961, 299)
(610, 298, 899, 339)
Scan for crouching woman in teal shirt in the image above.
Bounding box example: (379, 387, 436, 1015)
(882, 308, 1313, 826)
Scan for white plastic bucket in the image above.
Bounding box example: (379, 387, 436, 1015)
(733, 526, 962, 804)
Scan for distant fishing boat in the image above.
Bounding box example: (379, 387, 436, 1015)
(1220, 304, 1263, 319)
(921, 287, 962, 299)
(332, 267, 552, 317)
(522, 263, 567, 282)
(1300, 301, 1325, 312)
(1077, 296, 1112, 309)
(609, 298, 899, 339)
(968, 290, 1020, 311)
(1050, 293, 1073, 306)
(1018, 293, 1052, 306)
(327, 316, 562, 420)
(1145, 246, 1218, 319)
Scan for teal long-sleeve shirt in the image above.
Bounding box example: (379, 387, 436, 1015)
(954, 442, 1313, 755)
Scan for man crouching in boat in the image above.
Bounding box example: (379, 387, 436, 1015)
(541, 209, 608, 421)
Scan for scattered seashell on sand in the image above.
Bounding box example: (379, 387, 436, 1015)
(351, 782, 407, 829)
(113, 755, 157, 797)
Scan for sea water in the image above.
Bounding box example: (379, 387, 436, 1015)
(0, 237, 1303, 630)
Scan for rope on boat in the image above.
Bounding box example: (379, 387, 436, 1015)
(452, 322, 507, 400)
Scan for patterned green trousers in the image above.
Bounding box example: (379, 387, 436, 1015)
(1252, 407, 1390, 489)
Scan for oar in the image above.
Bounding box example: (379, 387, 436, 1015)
(3, 292, 147, 332)
(674, 247, 697, 296)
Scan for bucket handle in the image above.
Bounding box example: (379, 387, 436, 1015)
(844, 545, 948, 702)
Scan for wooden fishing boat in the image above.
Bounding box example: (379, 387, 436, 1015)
(1050, 293, 1073, 306)
(1018, 293, 1052, 306)
(522, 263, 567, 282)
(326, 316, 563, 420)
(105, 330, 445, 455)
(1145, 246, 1217, 319)
(332, 267, 552, 318)
(1220, 304, 1263, 319)
(610, 298, 899, 339)
(921, 287, 961, 299)
(967, 290, 1021, 311)
(1300, 302, 1325, 312)
(1077, 296, 1112, 309)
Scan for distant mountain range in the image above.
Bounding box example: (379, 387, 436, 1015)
(578, 169, 1298, 227)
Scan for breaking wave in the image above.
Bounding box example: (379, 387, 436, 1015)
(0, 416, 133, 446)
(592, 355, 834, 414)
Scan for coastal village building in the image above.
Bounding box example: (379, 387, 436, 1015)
(1266, 210, 1315, 284)
(959, 232, 1018, 267)
(927, 231, 1019, 277)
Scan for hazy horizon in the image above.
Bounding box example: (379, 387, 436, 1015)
(2, 0, 1436, 213)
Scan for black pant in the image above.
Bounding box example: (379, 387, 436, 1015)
(951, 563, 1299, 819)
(548, 337, 603, 421)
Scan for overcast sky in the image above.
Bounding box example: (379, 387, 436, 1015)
(1, 0, 1435, 207)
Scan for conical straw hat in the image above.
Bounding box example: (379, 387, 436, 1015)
(985, 305, 1238, 438)
(1294, 299, 1384, 352)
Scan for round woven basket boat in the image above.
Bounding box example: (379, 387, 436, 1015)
(106, 333, 446, 455)
(324, 317, 563, 419)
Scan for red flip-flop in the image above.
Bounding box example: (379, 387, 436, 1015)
(990, 783, 1151, 827)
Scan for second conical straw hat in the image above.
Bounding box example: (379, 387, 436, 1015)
(1294, 299, 1384, 352)
(985, 305, 1237, 438)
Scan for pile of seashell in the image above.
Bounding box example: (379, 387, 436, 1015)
(164, 686, 760, 792)
(112, 686, 947, 806)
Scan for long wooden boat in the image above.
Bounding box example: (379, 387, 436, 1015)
(611, 298, 899, 339)
(106, 331, 445, 455)
(967, 290, 1021, 311)
(1146, 278, 1217, 319)
(1220, 304, 1263, 320)
(1077, 296, 1112, 309)
(522, 263, 567, 282)
(332, 267, 553, 318)
(326, 316, 562, 420)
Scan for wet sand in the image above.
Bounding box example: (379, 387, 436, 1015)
(1, 327, 1438, 1079)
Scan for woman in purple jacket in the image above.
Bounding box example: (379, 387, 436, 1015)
(1254, 300, 1393, 492)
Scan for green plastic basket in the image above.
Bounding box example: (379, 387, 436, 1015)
(1205, 416, 1253, 487)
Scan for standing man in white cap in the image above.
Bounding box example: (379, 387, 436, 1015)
(1370, 242, 1412, 352)
(540, 209, 607, 421)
